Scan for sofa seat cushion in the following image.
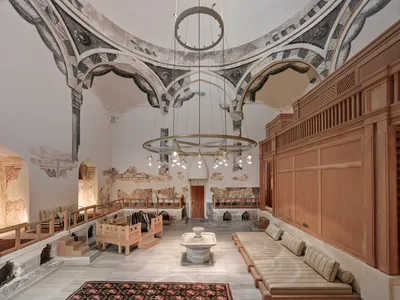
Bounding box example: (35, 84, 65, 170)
(235, 232, 352, 295)
(254, 258, 352, 295)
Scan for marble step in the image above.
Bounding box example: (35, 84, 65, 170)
(60, 249, 100, 264)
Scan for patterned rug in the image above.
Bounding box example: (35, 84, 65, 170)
(0, 239, 34, 253)
(67, 281, 233, 300)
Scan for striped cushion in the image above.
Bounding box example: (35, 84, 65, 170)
(304, 247, 340, 282)
(265, 224, 283, 241)
(337, 268, 354, 284)
(281, 232, 305, 256)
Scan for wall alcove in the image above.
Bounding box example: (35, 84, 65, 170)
(78, 160, 98, 208)
(0, 145, 29, 229)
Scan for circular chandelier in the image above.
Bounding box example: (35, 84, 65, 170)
(143, 2, 257, 171)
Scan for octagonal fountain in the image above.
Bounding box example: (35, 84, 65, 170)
(180, 227, 217, 265)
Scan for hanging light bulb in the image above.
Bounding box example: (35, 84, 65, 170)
(197, 153, 202, 165)
(247, 154, 252, 165)
(157, 160, 161, 169)
(172, 151, 178, 157)
(222, 151, 227, 162)
(223, 153, 229, 166)
(176, 156, 181, 166)
(147, 155, 153, 166)
(181, 159, 187, 169)
(238, 157, 243, 167)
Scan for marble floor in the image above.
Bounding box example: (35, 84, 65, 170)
(10, 220, 261, 300)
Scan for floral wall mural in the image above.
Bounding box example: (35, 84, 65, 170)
(0, 156, 28, 229)
(29, 146, 77, 179)
(78, 161, 98, 207)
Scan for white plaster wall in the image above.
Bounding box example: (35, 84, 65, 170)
(110, 84, 277, 216)
(0, 2, 112, 222)
(258, 210, 393, 300)
(347, 0, 400, 60)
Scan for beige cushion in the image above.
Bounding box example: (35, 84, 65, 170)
(304, 247, 339, 282)
(281, 232, 305, 256)
(337, 268, 354, 284)
(265, 224, 283, 241)
(56, 212, 65, 219)
(235, 232, 352, 295)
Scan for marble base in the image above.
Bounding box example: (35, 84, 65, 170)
(0, 259, 62, 299)
(181, 252, 215, 266)
(187, 247, 210, 263)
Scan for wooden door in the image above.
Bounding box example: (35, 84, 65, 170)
(191, 186, 204, 218)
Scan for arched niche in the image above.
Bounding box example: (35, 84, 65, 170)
(0, 145, 29, 229)
(78, 160, 98, 208)
(242, 60, 320, 112)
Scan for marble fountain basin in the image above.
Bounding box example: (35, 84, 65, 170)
(180, 227, 217, 264)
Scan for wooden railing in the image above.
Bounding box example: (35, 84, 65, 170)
(0, 196, 185, 257)
(0, 199, 124, 257)
(212, 196, 259, 209)
(120, 196, 184, 209)
(276, 88, 364, 148)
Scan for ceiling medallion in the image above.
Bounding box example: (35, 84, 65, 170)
(73, 29, 91, 46)
(174, 6, 224, 51)
(143, 3, 256, 171)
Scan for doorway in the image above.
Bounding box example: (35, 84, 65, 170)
(191, 185, 204, 218)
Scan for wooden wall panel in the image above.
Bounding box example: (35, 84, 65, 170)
(294, 150, 318, 168)
(295, 170, 319, 232)
(321, 140, 362, 165)
(321, 168, 365, 257)
(277, 172, 294, 221)
(277, 156, 293, 170)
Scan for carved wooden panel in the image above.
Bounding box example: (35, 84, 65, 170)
(337, 71, 356, 96)
(321, 84, 337, 106)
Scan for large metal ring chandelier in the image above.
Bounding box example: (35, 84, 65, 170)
(175, 6, 224, 51)
(143, 3, 257, 171)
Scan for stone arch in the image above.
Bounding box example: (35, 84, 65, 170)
(0, 145, 29, 229)
(236, 53, 324, 113)
(78, 160, 98, 208)
(164, 70, 237, 111)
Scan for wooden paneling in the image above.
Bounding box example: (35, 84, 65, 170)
(259, 21, 400, 275)
(277, 156, 293, 170)
(277, 172, 294, 222)
(295, 170, 319, 232)
(321, 168, 365, 257)
(321, 139, 362, 165)
(294, 150, 318, 168)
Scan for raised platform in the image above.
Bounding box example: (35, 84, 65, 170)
(59, 250, 100, 265)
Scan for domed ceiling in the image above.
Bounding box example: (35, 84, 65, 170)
(86, 0, 311, 49)
(8, 0, 393, 160)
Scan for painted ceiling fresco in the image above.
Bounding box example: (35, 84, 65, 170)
(8, 0, 392, 162)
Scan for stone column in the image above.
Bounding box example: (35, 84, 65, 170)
(71, 90, 83, 162)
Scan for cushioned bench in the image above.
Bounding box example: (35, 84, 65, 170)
(233, 229, 360, 300)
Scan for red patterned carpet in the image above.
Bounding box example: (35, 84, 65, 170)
(67, 281, 233, 300)
(0, 239, 33, 253)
